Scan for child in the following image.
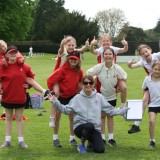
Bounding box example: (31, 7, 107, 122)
(90, 34, 128, 145)
(127, 44, 160, 134)
(0, 41, 49, 96)
(87, 47, 127, 146)
(142, 61, 160, 148)
(49, 36, 89, 128)
(47, 51, 83, 147)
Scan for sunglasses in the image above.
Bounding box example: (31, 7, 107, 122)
(83, 81, 94, 85)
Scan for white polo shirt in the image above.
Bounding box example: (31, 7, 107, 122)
(142, 75, 160, 107)
(87, 62, 127, 100)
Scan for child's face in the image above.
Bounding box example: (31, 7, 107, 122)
(68, 58, 79, 68)
(103, 49, 114, 63)
(139, 48, 152, 60)
(8, 52, 18, 61)
(0, 42, 7, 54)
(100, 36, 112, 48)
(152, 64, 160, 78)
(65, 40, 76, 53)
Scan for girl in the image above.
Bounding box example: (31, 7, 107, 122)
(47, 51, 83, 147)
(87, 48, 127, 146)
(127, 44, 160, 134)
(142, 61, 160, 148)
(47, 75, 128, 154)
(0, 48, 35, 148)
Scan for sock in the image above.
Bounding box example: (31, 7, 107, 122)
(5, 136, 11, 142)
(150, 139, 155, 142)
(53, 134, 58, 140)
(70, 135, 75, 141)
(101, 134, 105, 140)
(43, 89, 46, 94)
(121, 103, 126, 108)
(18, 137, 24, 142)
(134, 121, 140, 126)
(108, 133, 113, 140)
(50, 116, 55, 120)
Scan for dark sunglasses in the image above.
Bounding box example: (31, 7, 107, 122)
(83, 81, 94, 85)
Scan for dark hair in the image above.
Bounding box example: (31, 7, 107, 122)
(82, 75, 94, 84)
(102, 47, 114, 56)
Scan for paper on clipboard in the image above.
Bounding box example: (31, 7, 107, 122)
(126, 100, 143, 121)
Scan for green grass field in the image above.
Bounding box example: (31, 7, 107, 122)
(0, 53, 160, 160)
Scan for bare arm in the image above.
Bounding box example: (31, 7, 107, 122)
(127, 59, 141, 69)
(77, 38, 89, 53)
(118, 37, 128, 54)
(90, 36, 98, 55)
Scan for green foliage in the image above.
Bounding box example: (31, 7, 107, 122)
(0, 54, 160, 160)
(47, 11, 99, 46)
(32, 0, 65, 40)
(0, 0, 34, 42)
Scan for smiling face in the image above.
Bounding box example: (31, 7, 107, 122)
(139, 47, 152, 60)
(100, 35, 112, 49)
(65, 39, 76, 53)
(68, 58, 79, 68)
(103, 48, 114, 64)
(83, 78, 94, 93)
(8, 51, 18, 63)
(0, 40, 7, 54)
(152, 62, 160, 78)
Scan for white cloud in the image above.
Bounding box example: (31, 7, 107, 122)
(64, 0, 160, 30)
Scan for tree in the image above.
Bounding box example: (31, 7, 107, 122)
(32, 0, 65, 40)
(46, 11, 99, 46)
(94, 8, 127, 38)
(118, 26, 147, 42)
(0, 0, 34, 42)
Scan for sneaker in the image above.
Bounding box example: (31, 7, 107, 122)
(49, 118, 55, 128)
(53, 139, 62, 147)
(150, 141, 155, 148)
(1, 141, 11, 148)
(108, 139, 117, 146)
(19, 141, 28, 148)
(70, 139, 78, 147)
(44, 90, 55, 100)
(103, 139, 106, 145)
(77, 144, 87, 154)
(86, 142, 93, 150)
(128, 125, 141, 134)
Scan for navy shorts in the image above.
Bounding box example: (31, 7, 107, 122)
(148, 107, 160, 113)
(1, 101, 25, 109)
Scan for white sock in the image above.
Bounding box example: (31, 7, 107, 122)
(150, 139, 155, 142)
(70, 135, 75, 141)
(53, 134, 58, 140)
(108, 133, 113, 140)
(121, 103, 126, 108)
(101, 134, 105, 140)
(43, 89, 46, 94)
(50, 116, 55, 120)
(134, 121, 140, 126)
(18, 137, 24, 142)
(5, 136, 11, 142)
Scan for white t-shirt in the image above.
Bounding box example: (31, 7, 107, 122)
(142, 75, 160, 107)
(137, 52, 160, 75)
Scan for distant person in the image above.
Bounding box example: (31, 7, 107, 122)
(142, 61, 160, 148)
(29, 46, 33, 57)
(127, 44, 160, 134)
(46, 75, 128, 154)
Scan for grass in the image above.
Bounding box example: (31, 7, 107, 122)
(0, 53, 160, 160)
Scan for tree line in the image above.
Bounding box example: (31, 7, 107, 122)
(0, 0, 159, 48)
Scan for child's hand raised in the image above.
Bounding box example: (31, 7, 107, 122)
(121, 37, 128, 46)
(90, 36, 98, 45)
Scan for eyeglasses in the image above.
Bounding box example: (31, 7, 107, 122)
(83, 81, 94, 85)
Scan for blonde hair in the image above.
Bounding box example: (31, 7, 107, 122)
(137, 44, 151, 55)
(0, 40, 7, 48)
(99, 33, 112, 41)
(63, 36, 77, 46)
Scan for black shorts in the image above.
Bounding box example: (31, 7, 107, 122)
(58, 95, 75, 105)
(108, 99, 117, 107)
(1, 101, 25, 109)
(148, 107, 160, 113)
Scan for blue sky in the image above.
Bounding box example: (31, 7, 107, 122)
(64, 0, 160, 30)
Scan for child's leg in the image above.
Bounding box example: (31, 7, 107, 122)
(128, 90, 149, 134)
(149, 112, 156, 141)
(49, 104, 56, 128)
(118, 80, 127, 107)
(26, 77, 46, 93)
(101, 113, 106, 142)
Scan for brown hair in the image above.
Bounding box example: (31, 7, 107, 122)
(137, 44, 151, 55)
(152, 61, 160, 69)
(103, 47, 114, 56)
(82, 75, 94, 84)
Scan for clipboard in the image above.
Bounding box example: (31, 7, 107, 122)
(126, 100, 143, 121)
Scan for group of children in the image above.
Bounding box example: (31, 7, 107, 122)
(0, 35, 160, 152)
